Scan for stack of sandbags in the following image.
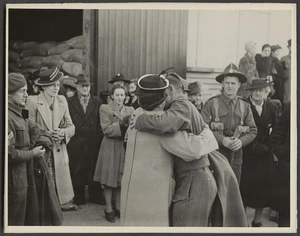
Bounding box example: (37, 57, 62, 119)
(8, 35, 86, 78)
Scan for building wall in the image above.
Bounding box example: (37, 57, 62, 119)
(186, 10, 292, 102)
(85, 9, 188, 94)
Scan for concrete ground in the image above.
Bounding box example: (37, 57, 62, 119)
(62, 202, 278, 227)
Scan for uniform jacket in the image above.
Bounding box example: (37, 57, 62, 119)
(26, 92, 75, 205)
(67, 93, 103, 186)
(201, 93, 257, 148)
(121, 108, 218, 226)
(8, 100, 39, 225)
(135, 96, 214, 226)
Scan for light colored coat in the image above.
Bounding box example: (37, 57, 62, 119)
(26, 92, 75, 205)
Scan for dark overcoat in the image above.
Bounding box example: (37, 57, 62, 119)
(67, 94, 103, 187)
(270, 104, 290, 213)
(240, 99, 278, 208)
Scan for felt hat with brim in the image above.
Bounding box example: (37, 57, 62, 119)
(35, 67, 64, 86)
(136, 74, 169, 95)
(109, 73, 130, 84)
(62, 76, 77, 89)
(188, 82, 202, 95)
(246, 78, 273, 91)
(76, 74, 91, 85)
(168, 72, 190, 92)
(216, 63, 247, 84)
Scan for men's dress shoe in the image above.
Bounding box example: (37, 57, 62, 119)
(115, 209, 120, 218)
(61, 203, 78, 211)
(252, 221, 263, 227)
(105, 209, 115, 223)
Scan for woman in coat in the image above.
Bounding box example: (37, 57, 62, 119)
(255, 44, 273, 78)
(94, 83, 134, 223)
(240, 79, 278, 227)
(26, 67, 76, 210)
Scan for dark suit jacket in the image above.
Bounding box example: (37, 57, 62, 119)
(67, 93, 103, 186)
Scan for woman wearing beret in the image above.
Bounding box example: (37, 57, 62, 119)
(94, 83, 134, 223)
(8, 73, 46, 225)
(25, 67, 76, 211)
(240, 79, 278, 227)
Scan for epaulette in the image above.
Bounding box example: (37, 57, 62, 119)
(237, 96, 250, 103)
(206, 94, 221, 102)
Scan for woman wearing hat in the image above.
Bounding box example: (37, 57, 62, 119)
(240, 78, 278, 227)
(124, 78, 139, 109)
(25, 67, 76, 211)
(187, 81, 204, 113)
(121, 74, 218, 226)
(94, 83, 134, 223)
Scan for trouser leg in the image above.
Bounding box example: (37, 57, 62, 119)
(172, 167, 218, 226)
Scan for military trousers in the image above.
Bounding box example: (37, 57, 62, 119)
(172, 166, 218, 226)
(219, 147, 243, 185)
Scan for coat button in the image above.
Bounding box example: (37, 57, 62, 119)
(57, 148, 61, 152)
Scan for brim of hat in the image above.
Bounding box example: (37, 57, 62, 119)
(76, 82, 92, 86)
(62, 81, 77, 89)
(216, 73, 247, 84)
(245, 83, 273, 90)
(108, 78, 131, 84)
(188, 89, 201, 95)
(35, 71, 64, 86)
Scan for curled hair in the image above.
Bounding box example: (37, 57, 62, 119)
(110, 83, 126, 96)
(136, 89, 167, 111)
(262, 44, 271, 51)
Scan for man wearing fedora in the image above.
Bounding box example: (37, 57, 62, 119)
(201, 63, 257, 184)
(240, 78, 278, 227)
(67, 74, 104, 205)
(280, 39, 291, 107)
(187, 81, 204, 112)
(99, 73, 131, 104)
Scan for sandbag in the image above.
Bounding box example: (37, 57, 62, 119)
(19, 56, 44, 69)
(9, 63, 21, 73)
(21, 41, 58, 57)
(48, 43, 71, 55)
(9, 51, 20, 63)
(62, 62, 83, 77)
(42, 55, 65, 69)
(65, 35, 84, 49)
(12, 41, 39, 52)
(61, 49, 85, 64)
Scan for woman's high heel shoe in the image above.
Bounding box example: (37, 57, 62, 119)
(104, 209, 115, 223)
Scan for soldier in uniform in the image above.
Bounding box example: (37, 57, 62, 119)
(201, 63, 257, 184)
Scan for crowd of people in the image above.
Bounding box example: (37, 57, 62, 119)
(7, 39, 291, 228)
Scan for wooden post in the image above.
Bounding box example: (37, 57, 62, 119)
(83, 10, 98, 96)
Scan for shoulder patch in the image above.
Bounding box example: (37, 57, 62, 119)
(237, 96, 250, 103)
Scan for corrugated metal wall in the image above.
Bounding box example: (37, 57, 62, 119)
(86, 9, 188, 94)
